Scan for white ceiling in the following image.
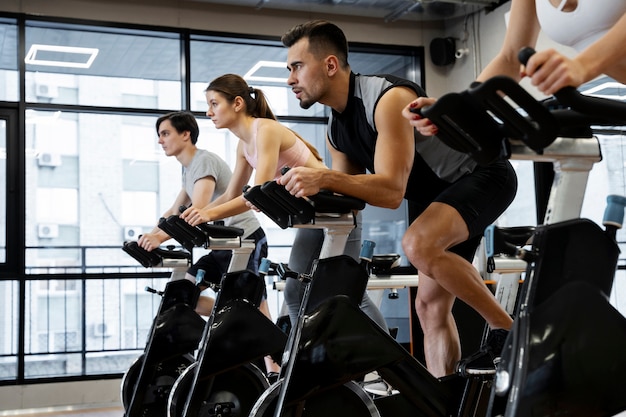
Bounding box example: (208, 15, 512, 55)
(188, 0, 505, 22)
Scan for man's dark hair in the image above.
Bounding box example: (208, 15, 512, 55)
(156, 111, 199, 144)
(281, 20, 349, 68)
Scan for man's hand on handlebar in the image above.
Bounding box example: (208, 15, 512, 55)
(277, 166, 323, 198)
(521, 48, 588, 97)
(401, 96, 439, 137)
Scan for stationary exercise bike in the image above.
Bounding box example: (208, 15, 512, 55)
(158, 215, 289, 417)
(417, 47, 626, 416)
(120, 241, 206, 417)
(121, 215, 277, 417)
(483, 195, 626, 417)
(243, 181, 496, 417)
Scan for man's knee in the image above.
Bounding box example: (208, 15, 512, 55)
(402, 231, 425, 260)
(402, 233, 438, 274)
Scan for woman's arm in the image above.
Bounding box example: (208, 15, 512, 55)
(477, 0, 541, 82)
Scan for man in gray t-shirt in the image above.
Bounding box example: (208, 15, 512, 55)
(138, 111, 265, 316)
(138, 111, 279, 375)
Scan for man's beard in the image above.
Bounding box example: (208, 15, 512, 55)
(297, 90, 317, 109)
(299, 99, 314, 110)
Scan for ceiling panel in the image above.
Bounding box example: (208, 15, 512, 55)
(188, 0, 503, 22)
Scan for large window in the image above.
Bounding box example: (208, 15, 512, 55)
(1, 117, 6, 264)
(24, 23, 182, 109)
(0, 18, 18, 102)
(0, 15, 424, 382)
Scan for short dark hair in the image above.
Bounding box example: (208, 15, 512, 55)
(156, 111, 199, 144)
(281, 20, 349, 68)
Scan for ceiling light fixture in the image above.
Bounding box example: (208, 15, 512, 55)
(243, 60, 288, 84)
(25, 44, 99, 69)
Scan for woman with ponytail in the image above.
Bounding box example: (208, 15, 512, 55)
(181, 73, 324, 224)
(181, 73, 388, 332)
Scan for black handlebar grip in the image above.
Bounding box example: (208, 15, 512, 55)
(518, 46, 536, 66)
(409, 105, 423, 116)
(517, 46, 578, 105)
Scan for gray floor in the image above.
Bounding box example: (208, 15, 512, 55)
(4, 407, 123, 417)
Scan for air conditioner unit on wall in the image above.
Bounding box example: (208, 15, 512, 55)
(124, 226, 143, 241)
(37, 152, 62, 167)
(38, 223, 59, 239)
(92, 322, 112, 338)
(35, 82, 59, 99)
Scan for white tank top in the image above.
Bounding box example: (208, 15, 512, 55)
(536, 0, 626, 51)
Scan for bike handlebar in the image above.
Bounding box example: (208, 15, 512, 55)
(519, 47, 626, 123)
(418, 47, 626, 166)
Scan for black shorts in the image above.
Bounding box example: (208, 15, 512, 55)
(410, 159, 518, 261)
(187, 227, 268, 285)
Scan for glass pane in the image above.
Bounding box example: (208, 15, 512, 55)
(189, 37, 327, 117)
(189, 38, 422, 117)
(25, 279, 83, 354)
(0, 118, 5, 263)
(0, 279, 19, 380)
(0, 18, 18, 102)
(24, 111, 187, 272)
(84, 276, 165, 375)
(25, 22, 182, 109)
(497, 160, 537, 227)
(351, 50, 421, 83)
(23, 110, 265, 273)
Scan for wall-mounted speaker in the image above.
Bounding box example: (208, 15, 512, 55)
(430, 37, 456, 66)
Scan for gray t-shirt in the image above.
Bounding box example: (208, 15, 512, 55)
(183, 149, 260, 238)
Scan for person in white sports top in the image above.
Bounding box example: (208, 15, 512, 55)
(405, 0, 626, 138)
(401, 0, 625, 377)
